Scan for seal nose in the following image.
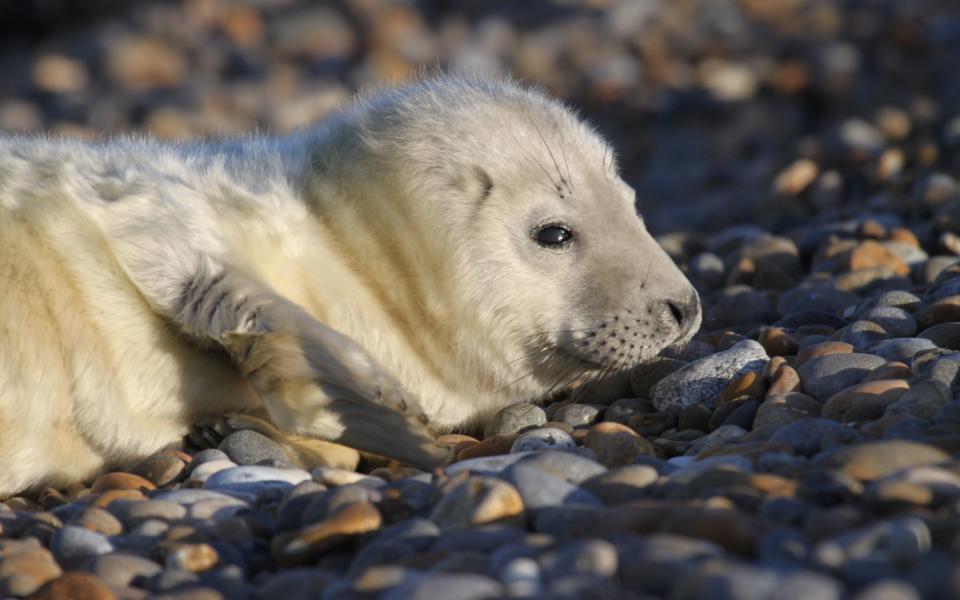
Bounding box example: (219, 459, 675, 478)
(664, 292, 701, 332)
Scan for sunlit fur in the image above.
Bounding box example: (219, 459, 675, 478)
(0, 76, 699, 494)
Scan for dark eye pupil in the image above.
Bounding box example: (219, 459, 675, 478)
(537, 226, 572, 246)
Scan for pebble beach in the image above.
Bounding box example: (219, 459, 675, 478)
(4, 1, 960, 598)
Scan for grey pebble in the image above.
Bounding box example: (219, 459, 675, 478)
(219, 430, 291, 466)
(502, 464, 602, 509)
(510, 427, 576, 453)
(867, 338, 938, 364)
(552, 403, 602, 427)
(485, 403, 547, 437)
(797, 353, 887, 400)
(770, 418, 859, 457)
(382, 573, 504, 600)
(650, 339, 769, 411)
(860, 306, 917, 337)
(51, 525, 114, 567)
(83, 552, 163, 588)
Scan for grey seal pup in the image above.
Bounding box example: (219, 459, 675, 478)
(0, 77, 700, 494)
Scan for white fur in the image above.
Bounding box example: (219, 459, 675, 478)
(0, 77, 699, 494)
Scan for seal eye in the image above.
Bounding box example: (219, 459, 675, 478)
(535, 225, 574, 247)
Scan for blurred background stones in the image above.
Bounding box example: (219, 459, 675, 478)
(2, 0, 959, 234)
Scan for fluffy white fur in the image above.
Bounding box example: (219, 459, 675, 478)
(0, 77, 700, 495)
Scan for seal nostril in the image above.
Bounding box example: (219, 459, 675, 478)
(666, 301, 684, 325)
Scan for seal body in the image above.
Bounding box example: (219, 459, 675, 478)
(0, 77, 700, 494)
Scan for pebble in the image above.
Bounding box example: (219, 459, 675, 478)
(26, 571, 116, 600)
(581, 465, 658, 504)
(271, 502, 382, 567)
(828, 441, 950, 481)
(754, 392, 822, 428)
(770, 418, 860, 457)
(204, 466, 311, 493)
(822, 379, 910, 422)
(50, 525, 114, 566)
(584, 422, 655, 467)
(867, 338, 938, 364)
(429, 477, 524, 531)
(510, 427, 576, 453)
(0, 539, 62, 596)
(651, 340, 769, 411)
(797, 353, 888, 400)
(502, 464, 602, 510)
(84, 553, 163, 588)
(129, 452, 187, 487)
(484, 403, 547, 436)
(219, 430, 291, 466)
(860, 306, 918, 337)
(513, 450, 607, 484)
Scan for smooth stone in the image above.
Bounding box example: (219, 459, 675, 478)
(70, 507, 123, 537)
(108, 500, 187, 528)
(767, 363, 802, 395)
(152, 489, 249, 508)
(867, 338, 938, 364)
(833, 320, 889, 352)
(0, 540, 62, 596)
(50, 525, 114, 566)
(27, 571, 115, 600)
(502, 464, 602, 510)
(828, 441, 950, 481)
(688, 425, 747, 456)
(822, 379, 910, 422)
(444, 453, 531, 476)
(584, 422, 654, 467)
(795, 341, 854, 368)
(769, 418, 860, 457)
(884, 380, 951, 420)
(187, 449, 230, 471)
(552, 403, 601, 427)
(706, 285, 778, 328)
(615, 534, 725, 592)
(271, 502, 382, 567)
(651, 340, 769, 411)
(778, 287, 859, 316)
(382, 573, 504, 600)
(510, 428, 576, 453)
(861, 306, 917, 338)
(754, 393, 821, 428)
(918, 322, 960, 351)
(429, 476, 524, 531)
(188, 460, 239, 483)
(542, 539, 618, 579)
(813, 517, 931, 570)
(775, 309, 847, 330)
(90, 472, 156, 494)
(499, 557, 541, 597)
(627, 409, 679, 438)
(514, 450, 606, 484)
(867, 465, 960, 506)
(311, 467, 384, 488)
(797, 353, 887, 400)
(852, 581, 921, 600)
(458, 434, 520, 460)
(863, 361, 912, 382)
(219, 430, 290, 466)
(580, 465, 658, 505)
(83, 552, 163, 588)
(484, 403, 547, 437)
(204, 466, 310, 492)
(129, 452, 187, 487)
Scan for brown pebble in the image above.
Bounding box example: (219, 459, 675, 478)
(437, 434, 479, 456)
(91, 473, 156, 494)
(856, 219, 887, 239)
(890, 227, 920, 247)
(758, 327, 798, 356)
(753, 393, 821, 428)
(585, 422, 655, 467)
(795, 341, 854, 367)
(0, 541, 62, 597)
(862, 361, 912, 382)
(717, 371, 765, 405)
(430, 476, 524, 531)
(163, 543, 219, 573)
(822, 379, 910, 422)
(457, 434, 518, 461)
(915, 296, 960, 329)
(26, 571, 115, 600)
(749, 474, 798, 497)
(271, 502, 382, 567)
(829, 441, 950, 481)
(70, 507, 123, 537)
(846, 240, 910, 276)
(129, 453, 186, 487)
(766, 364, 802, 396)
(88, 490, 147, 510)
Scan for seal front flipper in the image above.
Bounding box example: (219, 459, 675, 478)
(151, 262, 450, 471)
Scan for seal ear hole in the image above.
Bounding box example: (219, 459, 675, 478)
(474, 166, 494, 202)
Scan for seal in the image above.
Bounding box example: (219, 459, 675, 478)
(0, 77, 701, 495)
